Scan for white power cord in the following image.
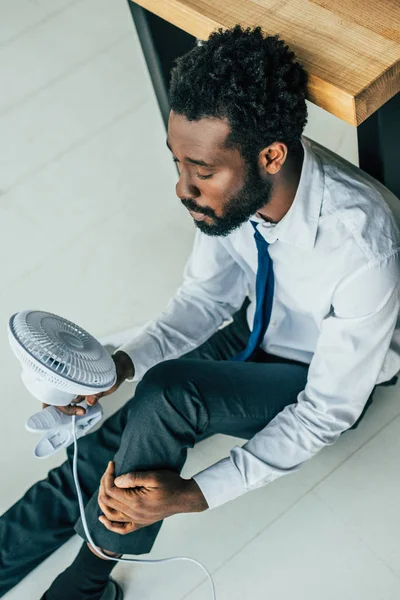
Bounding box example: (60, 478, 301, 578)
(71, 415, 216, 600)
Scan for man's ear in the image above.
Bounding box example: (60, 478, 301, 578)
(258, 142, 288, 175)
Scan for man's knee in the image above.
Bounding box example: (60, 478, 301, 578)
(136, 359, 207, 426)
(137, 359, 195, 404)
(141, 359, 187, 386)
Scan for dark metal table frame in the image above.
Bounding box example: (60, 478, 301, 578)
(129, 2, 400, 198)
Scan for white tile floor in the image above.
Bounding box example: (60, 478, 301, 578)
(0, 1, 399, 599)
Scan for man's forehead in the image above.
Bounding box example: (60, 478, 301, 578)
(168, 112, 232, 155)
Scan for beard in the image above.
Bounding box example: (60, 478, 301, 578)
(181, 159, 273, 237)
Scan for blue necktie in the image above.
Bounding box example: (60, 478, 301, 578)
(231, 221, 275, 362)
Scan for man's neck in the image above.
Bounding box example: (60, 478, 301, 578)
(257, 144, 304, 224)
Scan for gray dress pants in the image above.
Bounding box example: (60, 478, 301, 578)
(1, 297, 379, 597)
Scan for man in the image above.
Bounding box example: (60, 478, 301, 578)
(1, 24, 399, 600)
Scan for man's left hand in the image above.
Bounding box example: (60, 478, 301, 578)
(97, 461, 209, 535)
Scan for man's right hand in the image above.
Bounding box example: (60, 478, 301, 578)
(42, 351, 135, 416)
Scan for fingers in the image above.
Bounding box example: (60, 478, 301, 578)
(99, 462, 131, 520)
(104, 460, 115, 485)
(71, 382, 118, 407)
(42, 400, 86, 415)
(48, 392, 104, 417)
(114, 470, 159, 489)
(73, 394, 102, 407)
(101, 462, 128, 507)
(42, 392, 105, 415)
(57, 404, 86, 416)
(102, 463, 133, 503)
(98, 516, 139, 535)
(97, 494, 129, 522)
(86, 394, 102, 406)
(99, 460, 114, 497)
(42, 401, 85, 416)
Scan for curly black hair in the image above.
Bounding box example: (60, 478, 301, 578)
(169, 25, 308, 164)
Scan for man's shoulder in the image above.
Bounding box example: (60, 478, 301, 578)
(307, 137, 400, 263)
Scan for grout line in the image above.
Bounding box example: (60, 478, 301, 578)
(314, 490, 400, 583)
(180, 409, 400, 598)
(306, 411, 400, 493)
(0, 79, 148, 201)
(0, 0, 85, 48)
(0, 95, 151, 289)
(0, 30, 133, 119)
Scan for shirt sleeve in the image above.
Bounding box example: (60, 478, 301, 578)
(116, 230, 247, 382)
(192, 252, 400, 509)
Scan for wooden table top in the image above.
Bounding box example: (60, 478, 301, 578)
(131, 0, 400, 126)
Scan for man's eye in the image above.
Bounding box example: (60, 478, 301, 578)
(172, 158, 212, 180)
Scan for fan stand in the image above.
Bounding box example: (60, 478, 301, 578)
(25, 402, 103, 458)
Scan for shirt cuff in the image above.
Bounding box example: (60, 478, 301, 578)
(192, 455, 247, 510)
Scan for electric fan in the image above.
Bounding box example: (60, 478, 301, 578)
(8, 310, 116, 458)
(7, 309, 216, 600)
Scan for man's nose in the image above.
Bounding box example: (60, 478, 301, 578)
(175, 170, 199, 200)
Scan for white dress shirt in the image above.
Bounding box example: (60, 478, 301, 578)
(118, 135, 400, 510)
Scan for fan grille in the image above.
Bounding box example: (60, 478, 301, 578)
(9, 310, 116, 393)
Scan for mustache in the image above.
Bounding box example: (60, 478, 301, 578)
(181, 198, 215, 218)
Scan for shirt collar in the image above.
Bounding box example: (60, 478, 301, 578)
(249, 136, 325, 249)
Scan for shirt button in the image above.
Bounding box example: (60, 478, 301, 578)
(270, 320, 277, 327)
